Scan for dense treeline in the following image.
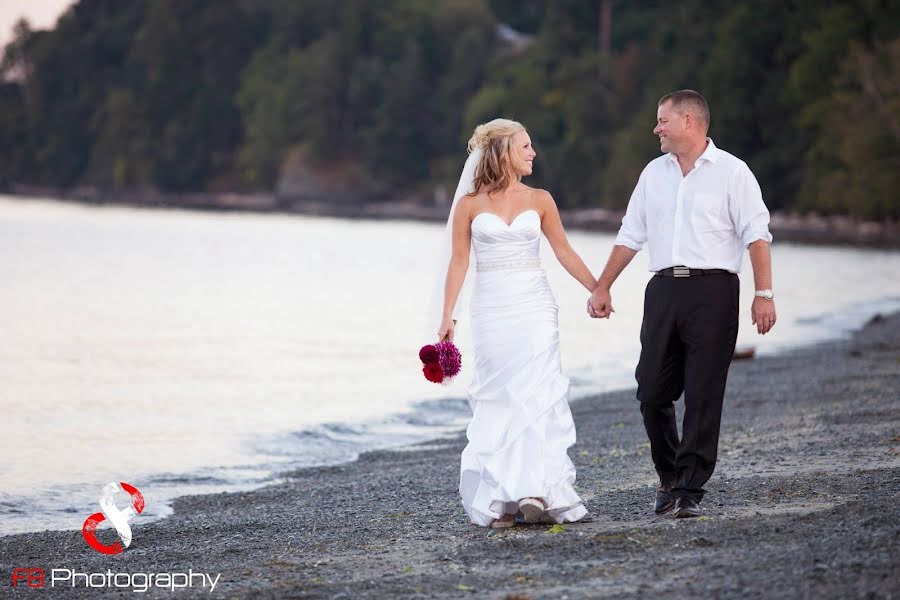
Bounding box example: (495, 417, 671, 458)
(0, 0, 897, 218)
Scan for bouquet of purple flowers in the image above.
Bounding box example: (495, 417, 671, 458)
(418, 341, 462, 384)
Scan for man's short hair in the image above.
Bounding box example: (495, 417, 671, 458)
(658, 90, 710, 128)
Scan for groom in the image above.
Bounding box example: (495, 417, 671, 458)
(588, 90, 776, 517)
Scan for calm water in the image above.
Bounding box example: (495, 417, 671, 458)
(1, 196, 898, 534)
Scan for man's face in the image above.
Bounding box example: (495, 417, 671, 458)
(653, 101, 687, 154)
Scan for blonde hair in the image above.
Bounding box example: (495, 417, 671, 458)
(466, 118, 526, 195)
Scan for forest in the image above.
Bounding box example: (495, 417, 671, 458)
(0, 0, 897, 218)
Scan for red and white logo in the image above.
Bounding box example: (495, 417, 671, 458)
(81, 481, 144, 555)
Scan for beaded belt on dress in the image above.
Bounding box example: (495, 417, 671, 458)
(476, 258, 542, 272)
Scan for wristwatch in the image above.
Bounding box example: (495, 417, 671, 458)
(754, 289, 774, 300)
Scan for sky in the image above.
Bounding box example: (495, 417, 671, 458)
(0, 0, 73, 48)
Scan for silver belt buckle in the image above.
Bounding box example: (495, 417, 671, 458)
(673, 266, 690, 278)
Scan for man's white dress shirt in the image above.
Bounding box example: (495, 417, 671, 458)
(615, 138, 772, 273)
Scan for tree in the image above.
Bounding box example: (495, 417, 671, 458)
(362, 42, 431, 184)
(0, 0, 896, 218)
(813, 39, 900, 218)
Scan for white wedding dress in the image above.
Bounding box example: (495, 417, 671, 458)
(459, 208, 588, 526)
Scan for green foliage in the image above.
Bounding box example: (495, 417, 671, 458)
(237, 0, 494, 189)
(487, 0, 544, 33)
(0, 0, 896, 217)
(807, 38, 900, 219)
(788, 0, 900, 217)
(87, 87, 152, 188)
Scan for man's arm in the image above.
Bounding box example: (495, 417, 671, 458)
(588, 169, 648, 318)
(589, 245, 638, 318)
(748, 240, 776, 334)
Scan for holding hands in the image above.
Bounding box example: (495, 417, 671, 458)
(587, 287, 614, 319)
(585, 245, 635, 320)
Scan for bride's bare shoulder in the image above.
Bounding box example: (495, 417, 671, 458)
(453, 192, 482, 221)
(522, 186, 557, 212)
(459, 192, 487, 212)
(517, 184, 552, 199)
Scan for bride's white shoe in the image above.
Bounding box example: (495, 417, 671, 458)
(518, 498, 546, 523)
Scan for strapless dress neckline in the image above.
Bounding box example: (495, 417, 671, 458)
(472, 209, 538, 228)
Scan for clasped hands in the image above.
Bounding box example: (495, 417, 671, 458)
(586, 286, 613, 319)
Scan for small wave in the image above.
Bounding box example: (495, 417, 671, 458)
(795, 297, 900, 329)
(144, 474, 232, 485)
(249, 396, 470, 468)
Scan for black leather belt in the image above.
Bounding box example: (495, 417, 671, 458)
(655, 266, 732, 278)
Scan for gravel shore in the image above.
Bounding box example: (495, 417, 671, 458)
(3, 313, 899, 599)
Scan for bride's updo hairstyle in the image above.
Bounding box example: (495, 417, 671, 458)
(467, 118, 526, 195)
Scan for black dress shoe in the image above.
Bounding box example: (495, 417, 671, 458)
(654, 482, 676, 514)
(674, 496, 702, 518)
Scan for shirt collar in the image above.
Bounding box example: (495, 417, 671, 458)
(698, 137, 720, 164)
(667, 137, 720, 168)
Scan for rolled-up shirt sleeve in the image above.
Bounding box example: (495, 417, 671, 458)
(728, 162, 773, 247)
(615, 169, 648, 251)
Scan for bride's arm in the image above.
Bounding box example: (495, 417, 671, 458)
(537, 190, 596, 292)
(438, 198, 472, 339)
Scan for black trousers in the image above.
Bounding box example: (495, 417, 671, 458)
(636, 272, 739, 502)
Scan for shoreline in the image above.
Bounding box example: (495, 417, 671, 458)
(3, 188, 898, 249)
(2, 313, 898, 598)
(0, 297, 891, 538)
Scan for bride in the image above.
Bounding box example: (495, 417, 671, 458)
(435, 118, 597, 528)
